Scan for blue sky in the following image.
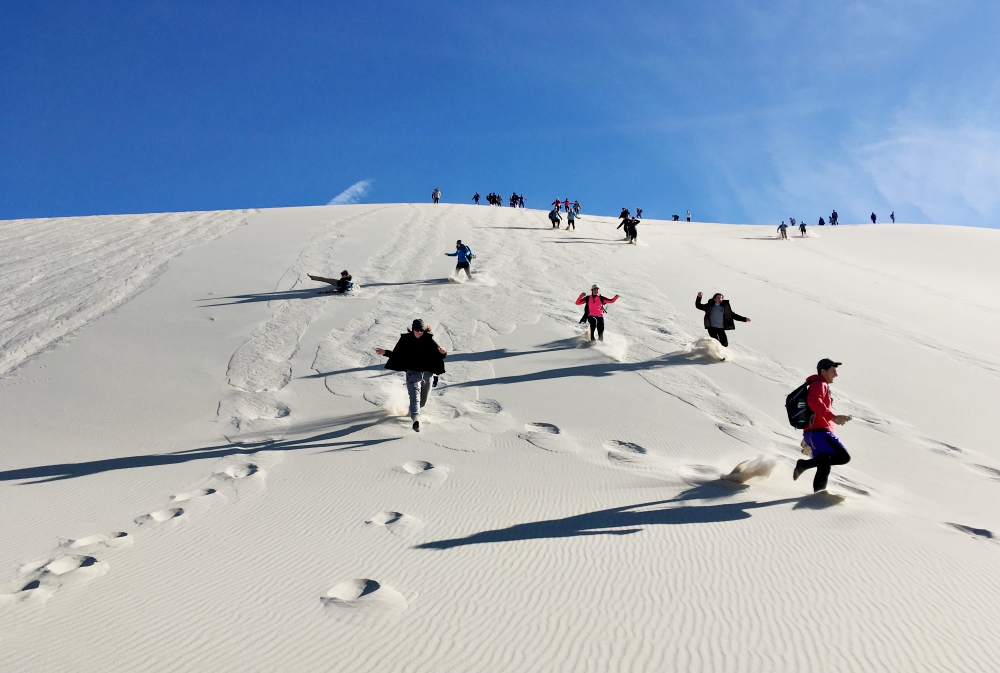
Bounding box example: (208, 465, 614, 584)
(2, 1, 999, 225)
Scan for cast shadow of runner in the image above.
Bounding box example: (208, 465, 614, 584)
(416, 496, 800, 550)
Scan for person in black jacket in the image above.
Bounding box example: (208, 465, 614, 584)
(694, 292, 751, 348)
(375, 319, 447, 432)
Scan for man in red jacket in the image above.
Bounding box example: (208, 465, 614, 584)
(793, 359, 851, 492)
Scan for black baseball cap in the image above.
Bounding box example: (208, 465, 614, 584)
(817, 358, 842, 370)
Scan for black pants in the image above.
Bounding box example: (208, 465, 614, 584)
(566, 220, 575, 229)
(587, 316, 604, 340)
(797, 440, 851, 492)
(707, 327, 728, 347)
(456, 262, 471, 278)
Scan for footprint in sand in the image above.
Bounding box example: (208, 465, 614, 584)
(964, 463, 1000, 481)
(604, 439, 648, 465)
(321, 578, 412, 617)
(365, 511, 425, 537)
(946, 523, 994, 541)
(61, 532, 132, 550)
(466, 398, 515, 434)
(401, 460, 449, 486)
(2, 554, 110, 603)
(519, 423, 578, 453)
(134, 508, 184, 526)
(217, 463, 261, 480)
(171, 488, 219, 502)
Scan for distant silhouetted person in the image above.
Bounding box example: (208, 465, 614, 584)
(686, 210, 691, 222)
(831, 210, 838, 226)
(871, 212, 877, 224)
(890, 211, 895, 223)
(473, 192, 480, 205)
(432, 188, 441, 204)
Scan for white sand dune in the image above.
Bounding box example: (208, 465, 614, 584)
(2, 205, 1000, 671)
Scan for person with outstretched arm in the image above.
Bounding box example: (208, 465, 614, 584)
(445, 239, 475, 278)
(309, 270, 354, 293)
(576, 285, 619, 342)
(375, 319, 447, 432)
(793, 359, 852, 492)
(695, 292, 750, 348)
(473, 192, 480, 205)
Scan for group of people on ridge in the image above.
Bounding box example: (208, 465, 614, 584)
(475, 192, 525, 207)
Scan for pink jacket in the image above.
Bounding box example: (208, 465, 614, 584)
(576, 293, 618, 317)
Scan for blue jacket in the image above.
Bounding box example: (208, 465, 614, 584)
(447, 245, 474, 263)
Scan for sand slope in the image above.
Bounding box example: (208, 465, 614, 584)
(2, 205, 999, 672)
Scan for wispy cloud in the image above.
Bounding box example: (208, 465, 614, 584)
(328, 180, 373, 205)
(857, 124, 1000, 226)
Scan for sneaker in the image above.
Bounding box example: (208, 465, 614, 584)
(432, 375, 439, 388)
(412, 420, 420, 432)
(792, 460, 805, 481)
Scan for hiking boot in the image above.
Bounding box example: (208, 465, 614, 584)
(412, 420, 420, 432)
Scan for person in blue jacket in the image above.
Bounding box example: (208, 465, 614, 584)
(445, 240, 475, 278)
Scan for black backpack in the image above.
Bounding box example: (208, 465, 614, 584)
(785, 381, 814, 429)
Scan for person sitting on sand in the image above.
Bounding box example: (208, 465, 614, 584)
(375, 319, 447, 433)
(309, 270, 354, 293)
(695, 291, 751, 348)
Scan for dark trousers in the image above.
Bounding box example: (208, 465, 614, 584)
(707, 327, 728, 347)
(798, 433, 851, 492)
(587, 316, 604, 340)
(456, 262, 471, 278)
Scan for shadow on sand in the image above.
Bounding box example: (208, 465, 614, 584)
(416, 491, 803, 550)
(1, 411, 397, 485)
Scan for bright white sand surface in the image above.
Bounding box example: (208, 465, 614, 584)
(2, 205, 999, 672)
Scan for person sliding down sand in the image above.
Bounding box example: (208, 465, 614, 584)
(375, 319, 447, 432)
(793, 359, 852, 492)
(309, 270, 354, 293)
(576, 285, 619, 341)
(445, 240, 475, 279)
(695, 292, 750, 348)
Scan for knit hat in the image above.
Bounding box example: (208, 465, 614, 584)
(412, 319, 426, 332)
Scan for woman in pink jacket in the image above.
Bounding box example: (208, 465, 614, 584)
(576, 285, 619, 341)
